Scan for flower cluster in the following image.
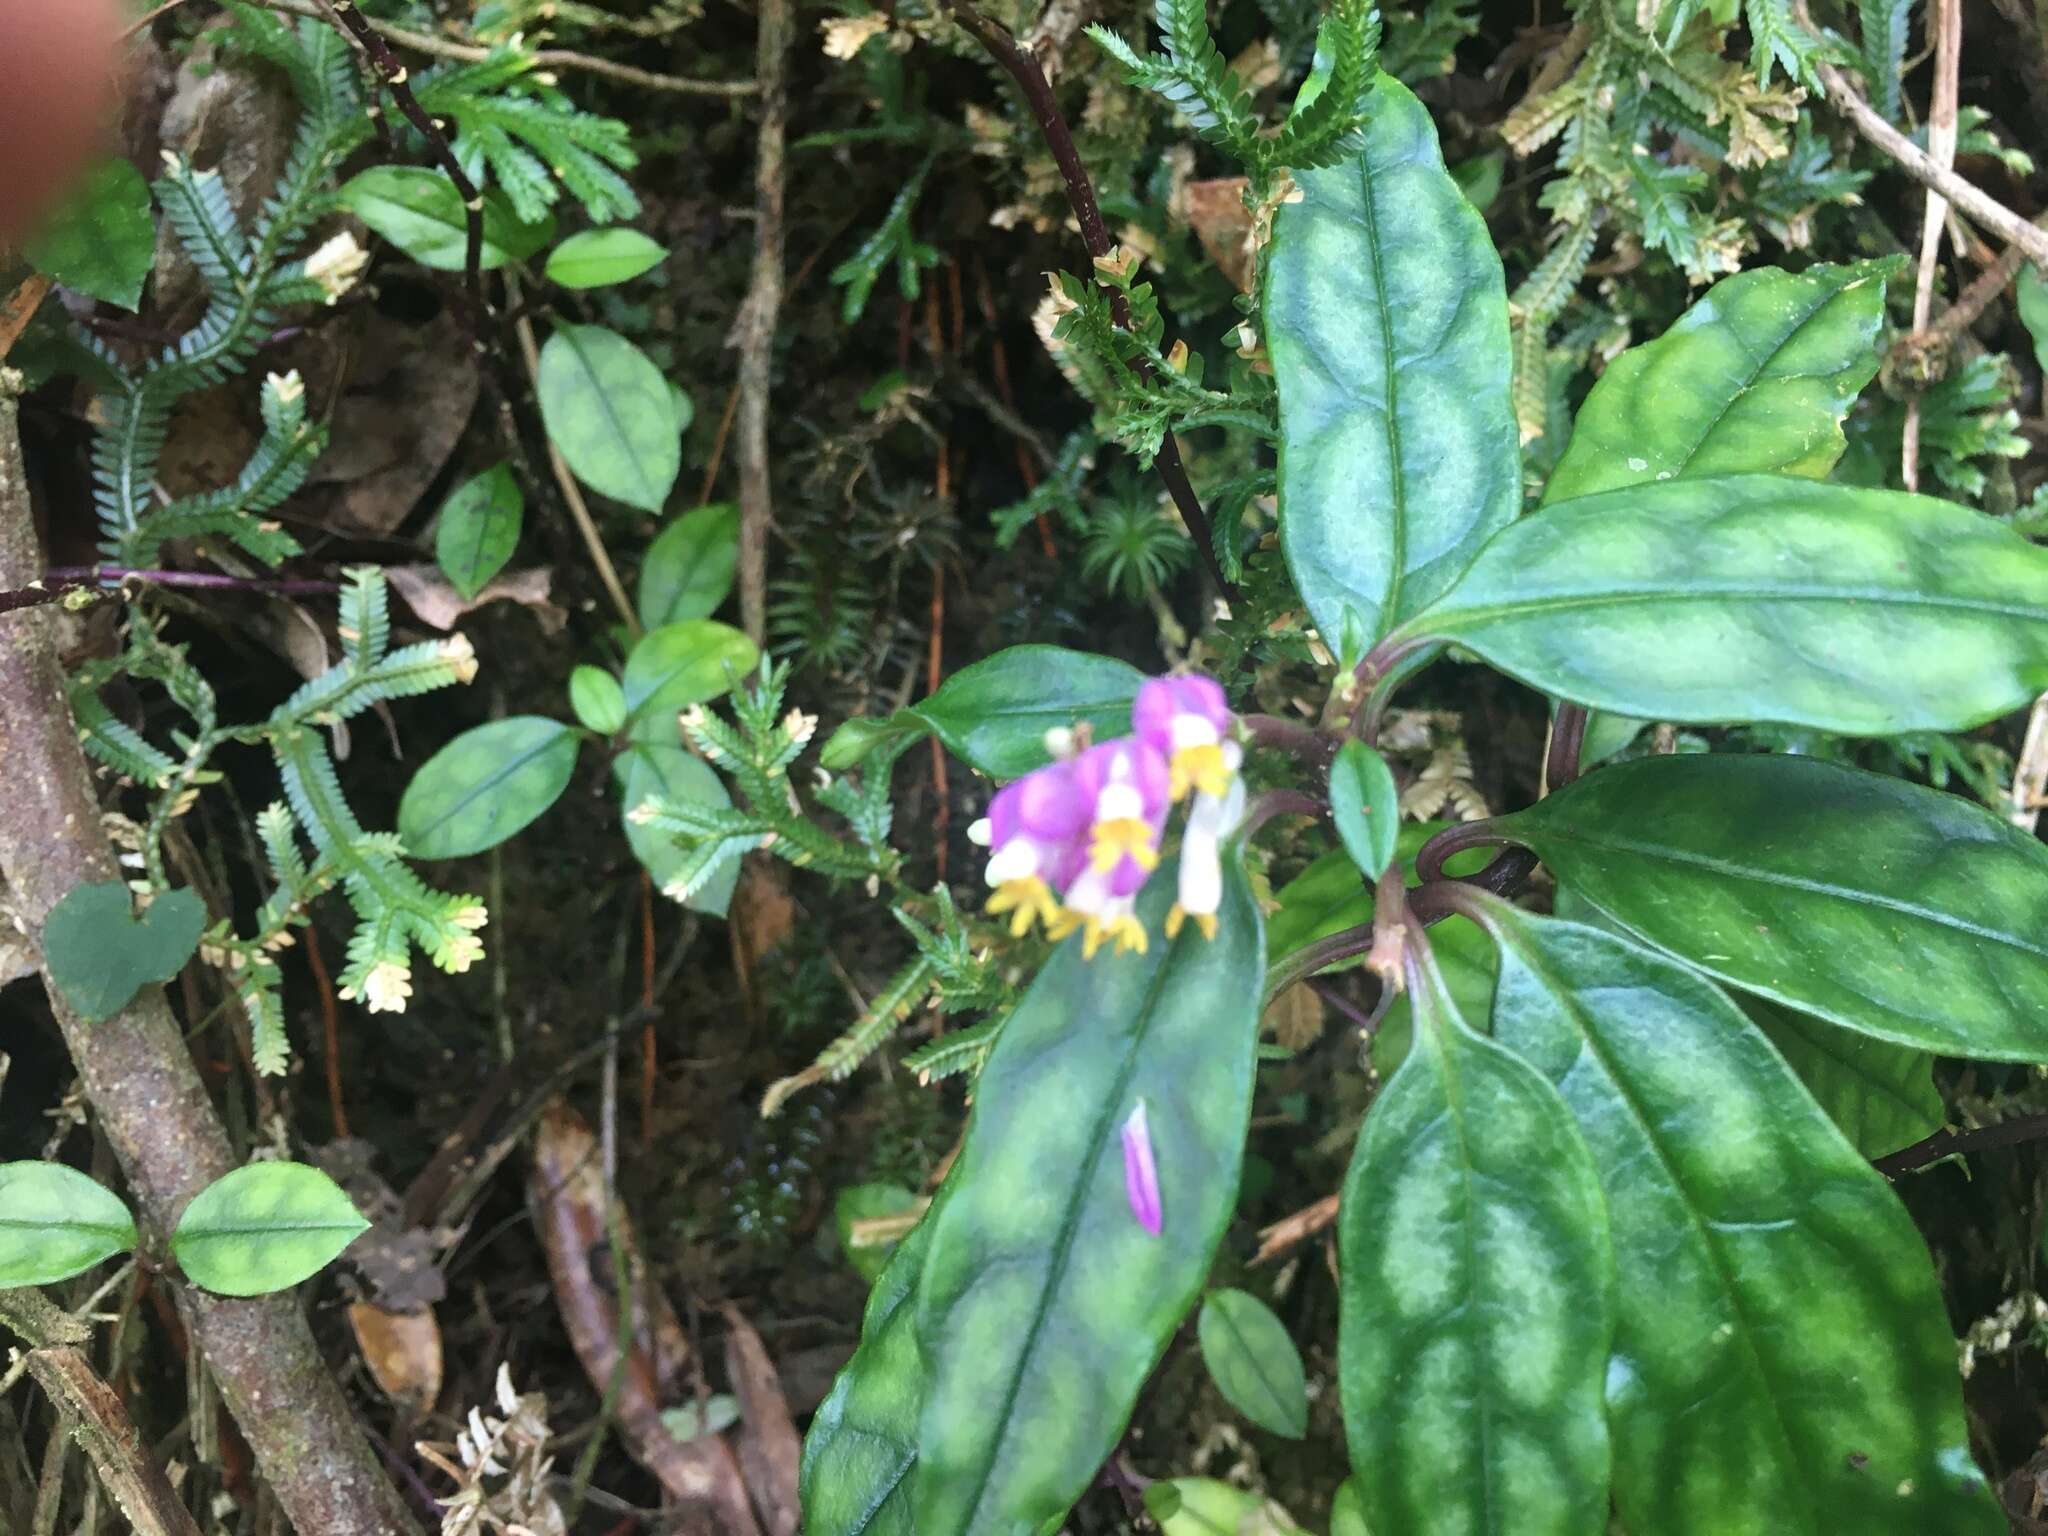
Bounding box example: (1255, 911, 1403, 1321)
(968, 675, 1243, 958)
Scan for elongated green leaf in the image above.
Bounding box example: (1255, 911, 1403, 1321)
(907, 646, 1145, 780)
(26, 158, 154, 309)
(434, 463, 524, 601)
(621, 619, 758, 721)
(537, 324, 687, 512)
(639, 503, 741, 628)
(1504, 753, 2048, 1060)
(1328, 740, 1399, 879)
(802, 1211, 938, 1536)
(0, 1163, 137, 1286)
(1396, 473, 2048, 735)
(912, 859, 1263, 1535)
(1545, 261, 1895, 502)
(1475, 903, 2001, 1536)
(336, 167, 547, 270)
(1265, 72, 1519, 662)
(1197, 1289, 1308, 1439)
(545, 227, 667, 288)
(171, 1163, 369, 1297)
(399, 716, 580, 859)
(615, 741, 740, 917)
(1751, 1000, 1942, 1158)
(1337, 943, 1613, 1536)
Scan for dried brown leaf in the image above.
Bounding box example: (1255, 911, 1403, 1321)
(722, 1305, 800, 1536)
(386, 564, 566, 635)
(347, 1301, 444, 1412)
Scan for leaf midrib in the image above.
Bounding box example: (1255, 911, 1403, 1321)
(409, 726, 569, 847)
(1420, 582, 2048, 633)
(1521, 821, 2048, 965)
(951, 951, 1182, 1532)
(1349, 152, 1407, 627)
(561, 327, 658, 506)
(1499, 931, 1815, 1529)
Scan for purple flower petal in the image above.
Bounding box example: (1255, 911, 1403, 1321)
(1121, 1099, 1162, 1236)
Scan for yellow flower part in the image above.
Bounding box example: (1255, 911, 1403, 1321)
(1164, 904, 1219, 941)
(987, 876, 1063, 937)
(1081, 913, 1149, 959)
(1168, 741, 1233, 802)
(1089, 818, 1161, 873)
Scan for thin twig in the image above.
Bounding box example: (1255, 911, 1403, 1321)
(1902, 0, 1961, 490)
(1796, 2, 2048, 270)
(262, 0, 755, 95)
(0, 568, 337, 617)
(940, 0, 1233, 595)
(320, 0, 488, 327)
(734, 0, 791, 647)
(1875, 1113, 2048, 1177)
(1545, 702, 1589, 793)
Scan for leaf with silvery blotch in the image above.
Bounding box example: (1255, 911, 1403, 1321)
(910, 856, 1263, 1536)
(1473, 899, 2002, 1536)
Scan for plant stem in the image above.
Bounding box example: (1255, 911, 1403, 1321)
(940, 0, 1232, 596)
(1874, 1112, 2048, 1178)
(319, 0, 487, 328)
(1546, 702, 1589, 792)
(0, 375, 422, 1535)
(0, 568, 338, 616)
(735, 0, 791, 648)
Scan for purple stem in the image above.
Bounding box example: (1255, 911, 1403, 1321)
(0, 568, 339, 617)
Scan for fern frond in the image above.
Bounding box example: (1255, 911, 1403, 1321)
(902, 1021, 998, 1085)
(759, 955, 938, 1116)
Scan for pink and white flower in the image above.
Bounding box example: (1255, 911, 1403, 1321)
(1133, 674, 1237, 803)
(967, 755, 1092, 938)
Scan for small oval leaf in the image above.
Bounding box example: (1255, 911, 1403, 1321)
(44, 881, 206, 1023)
(621, 619, 758, 721)
(545, 227, 668, 288)
(537, 323, 687, 512)
(336, 166, 546, 270)
(399, 716, 580, 860)
(1197, 1289, 1308, 1439)
(569, 665, 627, 735)
(171, 1163, 369, 1296)
(1328, 740, 1399, 880)
(1504, 753, 2048, 1060)
(907, 645, 1146, 780)
(26, 158, 155, 310)
(1397, 473, 2048, 736)
(0, 1162, 137, 1286)
(433, 463, 523, 601)
(638, 502, 741, 628)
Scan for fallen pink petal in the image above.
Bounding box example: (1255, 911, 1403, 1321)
(1121, 1099, 1163, 1236)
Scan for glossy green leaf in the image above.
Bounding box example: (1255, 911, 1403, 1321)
(1337, 943, 1612, 1536)
(2017, 264, 2048, 378)
(433, 463, 523, 601)
(622, 619, 757, 722)
(44, 881, 206, 1023)
(1475, 902, 2001, 1536)
(569, 665, 627, 735)
(0, 1163, 138, 1286)
(615, 741, 739, 917)
(336, 167, 547, 270)
(545, 227, 668, 288)
(1197, 1288, 1308, 1439)
(537, 323, 687, 512)
(1504, 753, 2048, 1060)
(1142, 1480, 1305, 1535)
(1329, 1480, 1368, 1536)
(1545, 261, 1894, 502)
(399, 716, 580, 859)
(638, 503, 741, 628)
(802, 1209, 938, 1536)
(912, 859, 1263, 1535)
(820, 714, 926, 773)
(906, 646, 1145, 780)
(25, 158, 154, 309)
(1751, 1000, 1943, 1158)
(171, 1163, 369, 1297)
(1328, 740, 1399, 880)
(1265, 72, 1519, 662)
(1396, 473, 2048, 735)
